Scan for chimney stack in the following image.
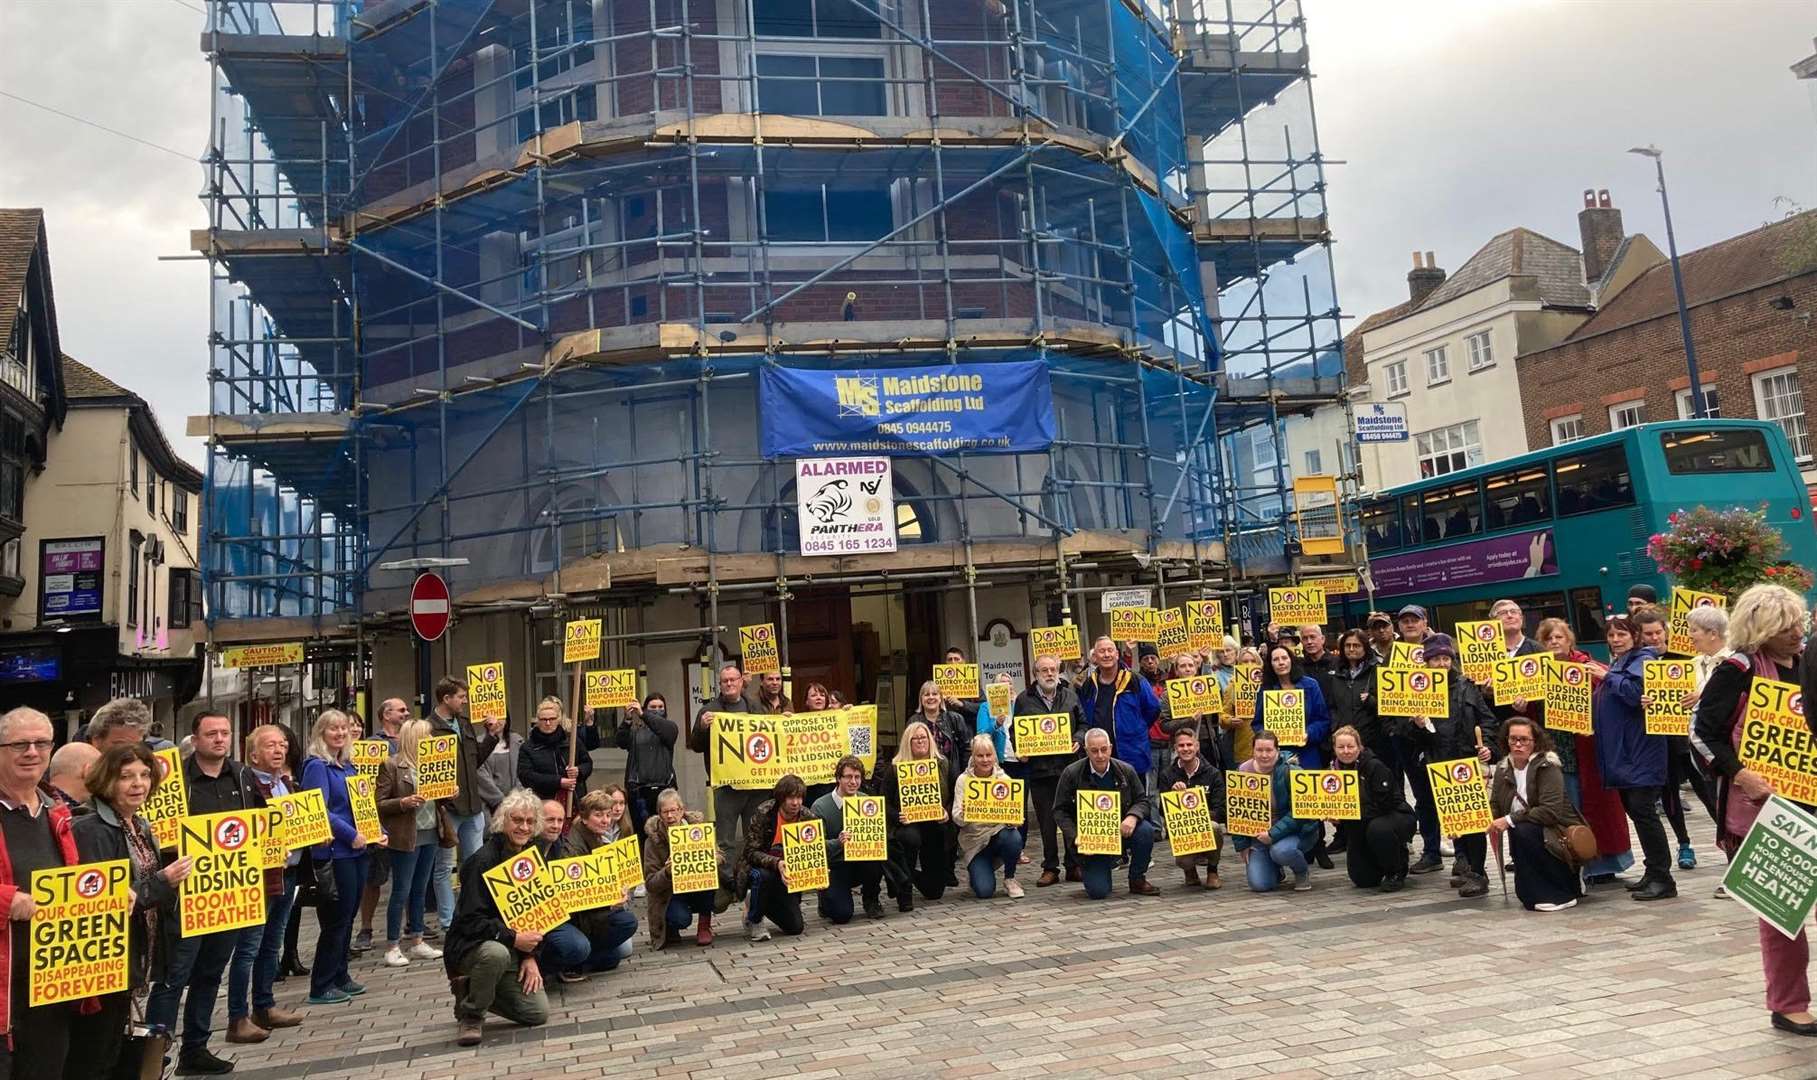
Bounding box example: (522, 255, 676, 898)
(1578, 188, 1623, 286)
(1407, 250, 1446, 305)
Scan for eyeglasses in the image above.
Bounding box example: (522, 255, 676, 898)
(0, 739, 54, 754)
(1506, 736, 1534, 745)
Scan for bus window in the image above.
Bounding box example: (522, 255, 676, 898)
(1659, 428, 1774, 474)
(1422, 480, 1482, 541)
(1436, 592, 1565, 643)
(1360, 500, 1401, 552)
(1554, 445, 1634, 516)
(1483, 466, 1551, 531)
(1569, 587, 1606, 644)
(1402, 493, 1424, 542)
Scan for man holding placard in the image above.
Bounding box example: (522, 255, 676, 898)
(810, 757, 886, 922)
(1013, 655, 1084, 888)
(1053, 730, 1157, 899)
(1156, 728, 1224, 889)
(687, 664, 758, 860)
(444, 790, 552, 1047)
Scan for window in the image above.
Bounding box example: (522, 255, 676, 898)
(129, 445, 139, 497)
(1465, 330, 1494, 372)
(1303, 449, 1322, 475)
(764, 186, 892, 243)
(1608, 399, 1645, 430)
(147, 473, 156, 517)
(1359, 500, 1401, 552)
(1550, 414, 1583, 446)
(1660, 427, 1773, 474)
(515, 88, 597, 144)
(172, 489, 189, 535)
(1414, 419, 1482, 478)
(1484, 465, 1551, 529)
(127, 535, 142, 628)
(1554, 445, 1634, 516)
(1425, 346, 1450, 386)
(754, 0, 882, 38)
(1569, 587, 1607, 644)
(1753, 367, 1809, 461)
(168, 569, 196, 629)
(0, 538, 17, 579)
(757, 55, 886, 116)
(1421, 479, 1482, 541)
(1675, 385, 1720, 419)
(0, 459, 19, 522)
(1384, 360, 1408, 396)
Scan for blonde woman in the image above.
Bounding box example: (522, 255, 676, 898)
(871, 719, 951, 910)
(518, 695, 599, 801)
(1218, 647, 1261, 765)
(377, 719, 449, 967)
(951, 735, 1025, 899)
(300, 709, 370, 1004)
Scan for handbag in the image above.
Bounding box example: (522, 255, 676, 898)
(312, 854, 338, 905)
(1561, 824, 1599, 867)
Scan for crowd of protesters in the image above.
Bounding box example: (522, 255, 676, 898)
(0, 583, 1811, 1078)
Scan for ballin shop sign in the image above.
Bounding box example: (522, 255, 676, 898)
(796, 457, 897, 557)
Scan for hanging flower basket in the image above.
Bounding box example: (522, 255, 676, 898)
(1646, 505, 1812, 600)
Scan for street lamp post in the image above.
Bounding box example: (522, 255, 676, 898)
(1629, 145, 1707, 418)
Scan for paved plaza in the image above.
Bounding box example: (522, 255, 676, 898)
(211, 813, 1817, 1080)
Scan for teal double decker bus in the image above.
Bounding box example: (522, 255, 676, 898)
(1333, 420, 1817, 655)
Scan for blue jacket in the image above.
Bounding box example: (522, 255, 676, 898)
(301, 754, 363, 861)
(975, 696, 1010, 761)
(1250, 675, 1333, 768)
(1229, 754, 1321, 853)
(1593, 647, 1667, 789)
(1076, 668, 1162, 775)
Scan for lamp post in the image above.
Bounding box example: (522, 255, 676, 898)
(1628, 145, 1706, 418)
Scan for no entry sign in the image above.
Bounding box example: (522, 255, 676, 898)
(410, 572, 450, 641)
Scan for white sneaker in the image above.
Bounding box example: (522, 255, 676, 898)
(1533, 899, 1578, 913)
(382, 947, 410, 967)
(632, 884, 647, 900)
(1713, 883, 1730, 899)
(1440, 839, 1456, 857)
(746, 919, 771, 942)
(407, 941, 443, 960)
(1004, 878, 1025, 899)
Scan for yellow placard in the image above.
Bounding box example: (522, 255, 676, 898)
(1644, 659, 1696, 736)
(845, 704, 878, 773)
(549, 851, 621, 916)
(1108, 606, 1160, 643)
(933, 663, 981, 700)
(255, 806, 286, 871)
(1387, 640, 1425, 669)
(779, 711, 846, 786)
(1011, 713, 1074, 757)
(351, 739, 390, 780)
(1166, 674, 1220, 717)
(563, 618, 602, 664)
(739, 623, 781, 675)
(1290, 770, 1360, 820)
(1074, 789, 1123, 856)
(1028, 624, 1081, 660)
(1184, 600, 1223, 655)
(845, 796, 888, 861)
(1455, 621, 1501, 685)
(272, 789, 333, 850)
(1155, 608, 1189, 655)
(668, 822, 720, 895)
(217, 642, 304, 669)
(1427, 757, 1492, 837)
(1304, 574, 1360, 597)
(1226, 771, 1273, 838)
(1232, 663, 1261, 721)
(482, 848, 566, 935)
(1491, 655, 1546, 706)
(896, 760, 945, 823)
(348, 775, 383, 846)
(1268, 585, 1326, 627)
(1544, 659, 1594, 736)
(1262, 689, 1307, 746)
(961, 775, 1024, 826)
(466, 661, 508, 724)
(985, 682, 1012, 718)
(177, 811, 266, 938)
(1376, 667, 1449, 718)
(416, 734, 459, 801)
(28, 859, 132, 1006)
(1737, 678, 1817, 805)
(1668, 588, 1726, 657)
(610, 835, 644, 895)
(708, 711, 848, 789)
(143, 746, 187, 850)
(585, 669, 639, 710)
(782, 819, 831, 893)
(1159, 788, 1217, 856)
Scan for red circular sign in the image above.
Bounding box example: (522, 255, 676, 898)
(410, 572, 451, 642)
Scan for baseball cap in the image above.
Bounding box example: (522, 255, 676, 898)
(1396, 604, 1428, 621)
(1365, 611, 1392, 627)
(1423, 633, 1457, 660)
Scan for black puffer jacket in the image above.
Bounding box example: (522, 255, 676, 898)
(517, 723, 600, 800)
(1339, 748, 1411, 821)
(1327, 660, 1385, 754)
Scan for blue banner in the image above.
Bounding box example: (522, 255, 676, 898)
(758, 361, 1056, 458)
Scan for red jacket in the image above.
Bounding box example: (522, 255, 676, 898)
(0, 799, 81, 1043)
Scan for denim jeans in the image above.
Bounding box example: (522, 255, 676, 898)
(148, 929, 237, 1051)
(1244, 834, 1308, 892)
(967, 828, 1025, 899)
(665, 890, 715, 932)
(311, 855, 370, 998)
(228, 868, 297, 1019)
(387, 840, 438, 943)
(539, 909, 638, 974)
(817, 859, 884, 923)
(1079, 819, 1155, 900)
(744, 866, 804, 935)
(451, 810, 487, 861)
(431, 845, 456, 925)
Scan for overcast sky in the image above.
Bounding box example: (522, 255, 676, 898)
(1, 0, 1814, 468)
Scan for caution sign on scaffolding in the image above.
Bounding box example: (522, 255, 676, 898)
(739, 624, 781, 675)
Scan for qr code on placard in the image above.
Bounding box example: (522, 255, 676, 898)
(848, 726, 873, 757)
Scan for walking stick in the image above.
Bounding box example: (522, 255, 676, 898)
(1491, 827, 1510, 902)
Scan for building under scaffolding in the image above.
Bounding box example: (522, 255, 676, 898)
(196, 0, 1346, 760)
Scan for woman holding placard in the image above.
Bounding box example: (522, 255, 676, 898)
(736, 774, 817, 940)
(1537, 617, 1635, 886)
(1593, 616, 1677, 902)
(1488, 718, 1586, 912)
(951, 735, 1026, 900)
(642, 789, 721, 948)
(376, 719, 450, 969)
(1251, 643, 1332, 768)
(518, 697, 598, 803)
(545, 788, 639, 979)
(1220, 648, 1261, 766)
(1330, 725, 1413, 892)
(1231, 732, 1319, 892)
(1328, 631, 1386, 757)
(300, 709, 370, 1006)
(1694, 584, 1814, 1035)
(1404, 636, 1494, 898)
(873, 720, 951, 911)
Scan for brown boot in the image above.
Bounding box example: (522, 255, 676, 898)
(456, 1018, 483, 1047)
(254, 1005, 303, 1029)
(226, 1016, 271, 1044)
(1128, 877, 1160, 896)
(1181, 865, 1201, 888)
(1034, 869, 1059, 888)
(1204, 871, 1222, 890)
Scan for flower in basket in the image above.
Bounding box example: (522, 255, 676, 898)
(1646, 504, 1805, 601)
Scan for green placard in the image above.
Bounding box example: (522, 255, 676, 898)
(1721, 796, 1817, 940)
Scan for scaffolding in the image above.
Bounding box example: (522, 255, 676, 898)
(197, 0, 1345, 662)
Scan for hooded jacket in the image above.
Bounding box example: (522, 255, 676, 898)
(615, 707, 679, 789)
(428, 709, 502, 819)
(1075, 668, 1162, 775)
(1327, 658, 1385, 753)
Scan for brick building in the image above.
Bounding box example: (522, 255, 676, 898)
(1516, 211, 1817, 491)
